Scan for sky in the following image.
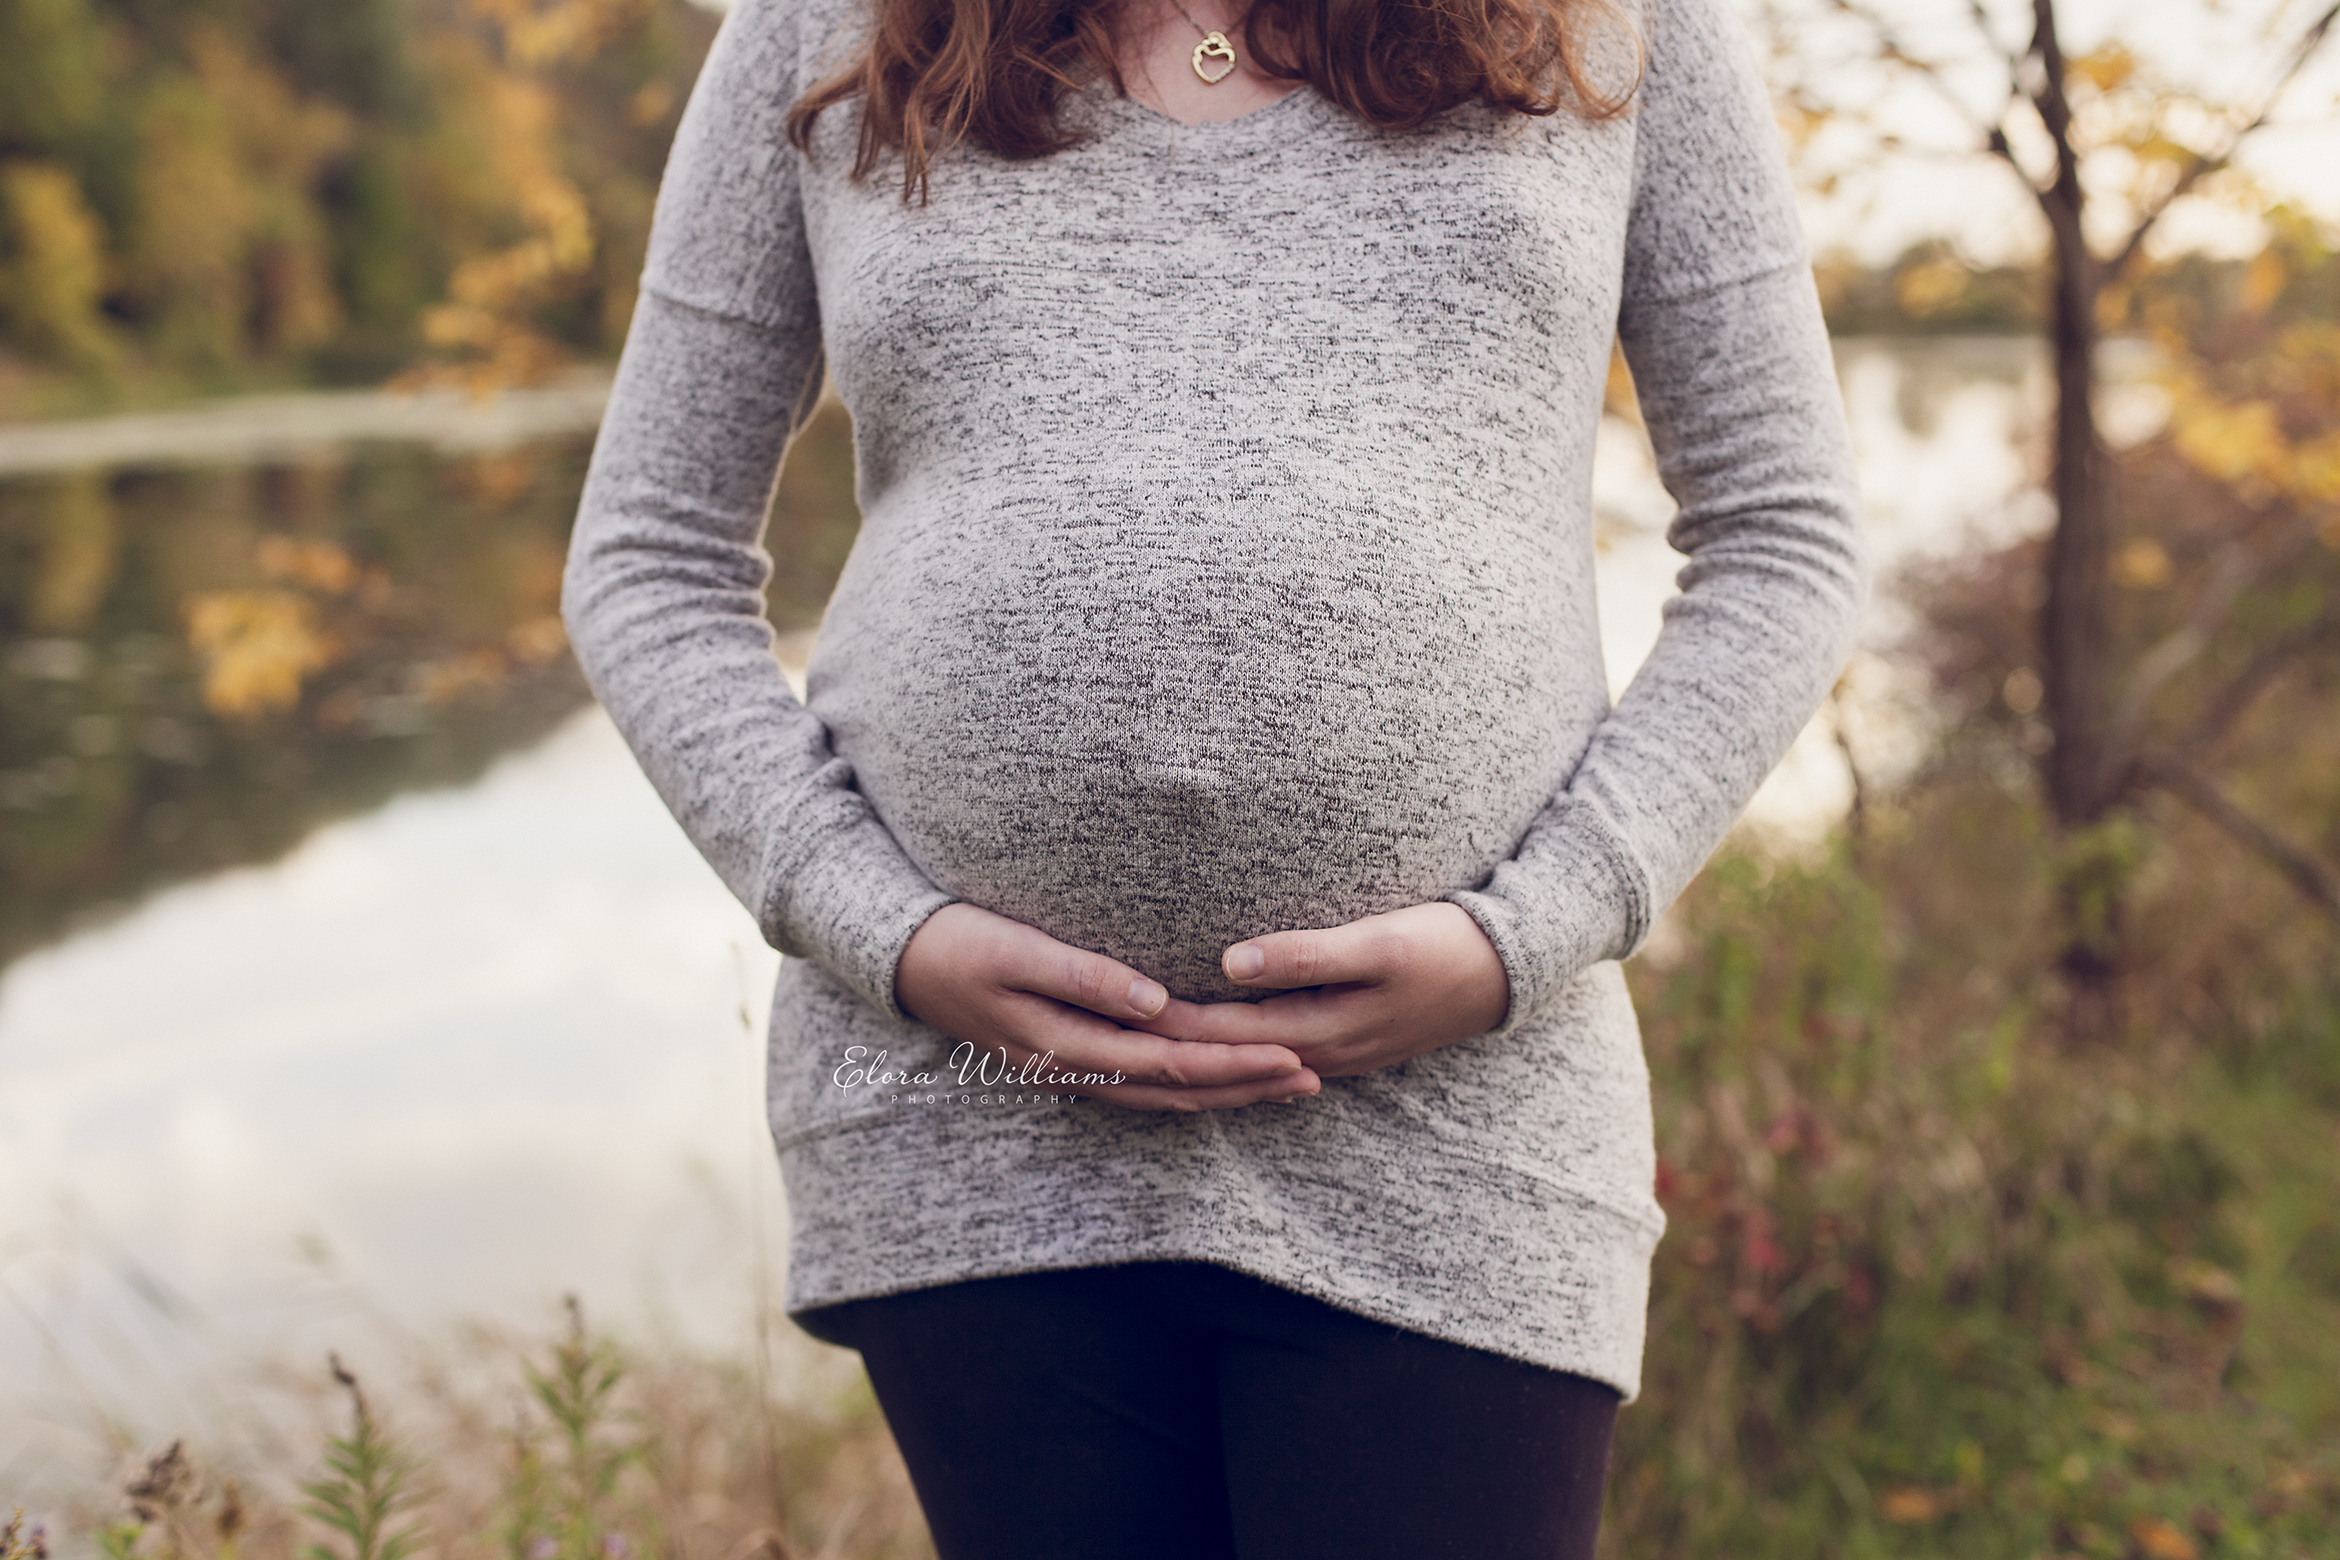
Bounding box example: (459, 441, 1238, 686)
(1753, 0, 2340, 262)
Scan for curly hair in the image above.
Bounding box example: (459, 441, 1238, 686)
(786, 0, 1644, 201)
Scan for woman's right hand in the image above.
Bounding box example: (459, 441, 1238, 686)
(895, 903, 1321, 1111)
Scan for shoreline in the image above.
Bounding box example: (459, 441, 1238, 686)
(0, 369, 615, 477)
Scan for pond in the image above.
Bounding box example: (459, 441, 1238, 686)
(0, 338, 2098, 1508)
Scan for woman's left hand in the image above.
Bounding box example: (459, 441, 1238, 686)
(1130, 903, 1510, 1079)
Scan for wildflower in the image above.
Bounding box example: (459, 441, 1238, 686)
(2, 1509, 54, 1560)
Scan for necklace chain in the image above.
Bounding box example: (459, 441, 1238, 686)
(1166, 0, 1238, 83)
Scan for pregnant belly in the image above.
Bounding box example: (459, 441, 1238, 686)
(806, 490, 1600, 1000)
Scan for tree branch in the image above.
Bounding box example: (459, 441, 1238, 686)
(2026, 0, 2100, 300)
(2106, 524, 2332, 770)
(1965, 0, 2014, 67)
(2134, 750, 2340, 914)
(2181, 606, 2340, 753)
(1825, 0, 2046, 201)
(2104, 0, 2340, 281)
(2104, 540, 2261, 765)
(2029, 0, 2081, 194)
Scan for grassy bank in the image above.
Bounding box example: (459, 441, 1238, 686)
(15, 477, 2340, 1560)
(21, 763, 2337, 1560)
(1614, 812, 2340, 1557)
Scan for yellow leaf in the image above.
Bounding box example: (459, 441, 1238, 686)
(506, 616, 568, 666)
(2131, 1517, 2199, 1560)
(2288, 433, 2340, 503)
(2111, 538, 2172, 589)
(184, 589, 339, 719)
(1894, 257, 1967, 317)
(2071, 44, 2138, 94)
(0, 161, 117, 368)
(2096, 280, 2133, 333)
(2170, 390, 2288, 488)
(2131, 130, 2196, 170)
(2240, 248, 2287, 318)
(624, 79, 674, 128)
(416, 648, 509, 704)
(257, 537, 358, 594)
(404, 55, 595, 393)
(2171, 1257, 2244, 1317)
(1879, 1488, 1948, 1524)
(178, 26, 353, 354)
(25, 472, 115, 634)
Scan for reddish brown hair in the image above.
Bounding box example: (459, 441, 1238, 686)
(785, 0, 1643, 201)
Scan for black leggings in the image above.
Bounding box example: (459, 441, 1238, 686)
(797, 1260, 1620, 1560)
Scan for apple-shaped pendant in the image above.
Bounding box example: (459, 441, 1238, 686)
(1192, 31, 1236, 84)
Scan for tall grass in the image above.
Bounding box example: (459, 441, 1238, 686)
(38, 787, 2335, 1560)
(40, 1304, 931, 1560)
(5, 1509, 53, 1560)
(302, 1357, 419, 1560)
(1607, 729, 2340, 1556)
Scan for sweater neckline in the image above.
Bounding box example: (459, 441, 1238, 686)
(1080, 75, 1330, 154)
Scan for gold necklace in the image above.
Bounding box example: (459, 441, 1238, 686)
(1167, 0, 1237, 84)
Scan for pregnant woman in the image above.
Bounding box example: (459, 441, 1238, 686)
(562, 0, 1867, 1549)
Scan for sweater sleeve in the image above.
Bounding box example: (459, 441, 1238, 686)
(1445, 0, 1870, 1039)
(560, 0, 956, 1021)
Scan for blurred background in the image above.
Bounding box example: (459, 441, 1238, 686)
(0, 0, 2336, 1556)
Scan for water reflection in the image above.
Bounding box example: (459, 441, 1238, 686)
(0, 343, 2069, 1512)
(0, 396, 863, 975)
(0, 341, 2073, 984)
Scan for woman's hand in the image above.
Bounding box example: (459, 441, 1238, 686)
(895, 903, 1322, 1111)
(1133, 903, 1510, 1079)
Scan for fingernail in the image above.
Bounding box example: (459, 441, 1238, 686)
(1225, 943, 1264, 980)
(1128, 977, 1167, 1017)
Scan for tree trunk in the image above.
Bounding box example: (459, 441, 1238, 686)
(2030, 0, 2127, 1039)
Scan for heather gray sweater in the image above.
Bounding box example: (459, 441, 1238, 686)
(561, 0, 1866, 1399)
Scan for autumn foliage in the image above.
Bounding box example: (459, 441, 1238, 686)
(0, 0, 716, 404)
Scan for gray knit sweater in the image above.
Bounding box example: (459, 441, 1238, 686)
(561, 0, 1866, 1399)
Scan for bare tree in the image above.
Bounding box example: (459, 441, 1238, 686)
(1766, 0, 2340, 1034)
